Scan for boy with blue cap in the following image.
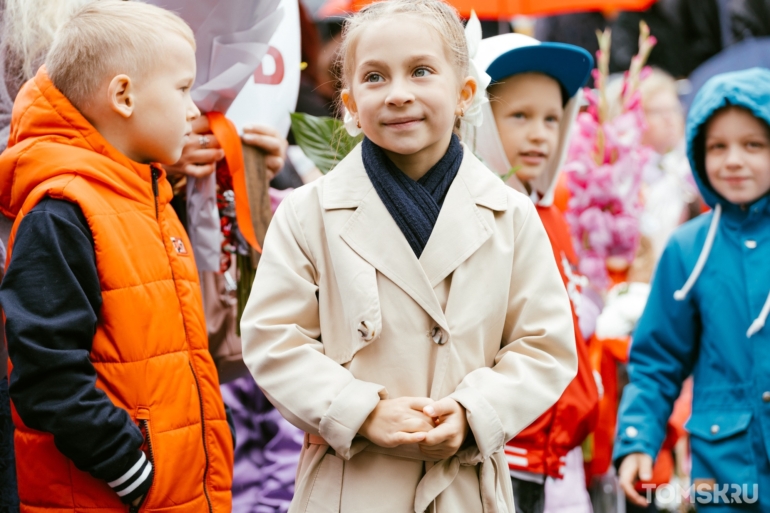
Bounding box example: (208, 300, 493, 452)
(472, 34, 599, 513)
(615, 68, 770, 510)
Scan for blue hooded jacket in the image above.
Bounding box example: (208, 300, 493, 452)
(614, 68, 770, 505)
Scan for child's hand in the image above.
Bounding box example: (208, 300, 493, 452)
(419, 398, 468, 460)
(358, 397, 435, 448)
(618, 452, 654, 507)
(241, 125, 288, 180)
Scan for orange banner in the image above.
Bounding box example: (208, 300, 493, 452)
(320, 0, 655, 18)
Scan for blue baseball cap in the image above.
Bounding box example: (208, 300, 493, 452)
(476, 33, 594, 99)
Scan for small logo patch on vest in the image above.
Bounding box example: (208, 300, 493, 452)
(171, 237, 188, 255)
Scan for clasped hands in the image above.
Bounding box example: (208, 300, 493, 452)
(358, 397, 469, 460)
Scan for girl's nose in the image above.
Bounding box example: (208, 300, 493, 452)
(385, 77, 415, 107)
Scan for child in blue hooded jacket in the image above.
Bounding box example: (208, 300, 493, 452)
(615, 67, 770, 510)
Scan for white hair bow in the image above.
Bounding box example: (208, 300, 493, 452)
(343, 108, 363, 137)
(462, 11, 491, 127)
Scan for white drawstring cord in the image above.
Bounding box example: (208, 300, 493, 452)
(669, 202, 767, 337)
(674, 203, 722, 301)
(747, 291, 770, 338)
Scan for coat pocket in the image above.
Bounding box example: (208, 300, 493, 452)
(305, 452, 344, 513)
(686, 410, 758, 504)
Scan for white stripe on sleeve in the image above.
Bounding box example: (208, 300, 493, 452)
(108, 452, 146, 488)
(116, 462, 152, 497)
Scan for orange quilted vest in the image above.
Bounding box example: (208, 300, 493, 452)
(1, 69, 233, 512)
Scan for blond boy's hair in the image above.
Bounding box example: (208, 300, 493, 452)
(45, 0, 196, 109)
(339, 0, 468, 90)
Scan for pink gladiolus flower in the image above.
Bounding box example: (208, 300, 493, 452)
(563, 78, 651, 286)
(578, 256, 609, 289)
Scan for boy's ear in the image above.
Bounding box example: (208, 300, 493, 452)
(457, 76, 478, 116)
(108, 74, 134, 119)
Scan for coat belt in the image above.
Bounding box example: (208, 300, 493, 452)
(306, 434, 511, 513)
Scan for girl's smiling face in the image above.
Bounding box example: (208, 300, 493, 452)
(342, 15, 475, 179)
(705, 107, 770, 206)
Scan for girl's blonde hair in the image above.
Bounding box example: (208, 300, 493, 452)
(338, 0, 468, 90)
(2, 0, 95, 89)
(45, 0, 195, 109)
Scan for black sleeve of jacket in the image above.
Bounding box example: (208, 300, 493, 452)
(678, 0, 723, 74)
(610, 7, 693, 78)
(732, 0, 770, 41)
(0, 198, 152, 503)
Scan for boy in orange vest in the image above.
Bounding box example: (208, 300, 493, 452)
(0, 1, 233, 511)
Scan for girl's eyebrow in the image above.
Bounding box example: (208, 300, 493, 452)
(359, 54, 440, 71)
(358, 54, 441, 74)
(359, 59, 388, 70)
(405, 54, 440, 64)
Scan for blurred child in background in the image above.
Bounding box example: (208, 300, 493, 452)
(472, 33, 600, 513)
(616, 67, 770, 509)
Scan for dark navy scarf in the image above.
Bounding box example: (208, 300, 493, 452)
(362, 134, 463, 257)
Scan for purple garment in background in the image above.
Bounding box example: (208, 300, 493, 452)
(221, 376, 303, 513)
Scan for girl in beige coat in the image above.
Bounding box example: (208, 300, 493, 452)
(240, 1, 578, 512)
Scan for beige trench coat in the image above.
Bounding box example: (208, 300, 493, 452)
(241, 144, 578, 513)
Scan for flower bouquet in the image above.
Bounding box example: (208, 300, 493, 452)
(564, 23, 657, 289)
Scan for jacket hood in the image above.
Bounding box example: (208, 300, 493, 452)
(686, 67, 770, 210)
(0, 67, 158, 219)
(675, 68, 770, 338)
(469, 34, 592, 207)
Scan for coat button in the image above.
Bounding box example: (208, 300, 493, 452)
(745, 240, 757, 249)
(763, 391, 770, 402)
(625, 426, 638, 438)
(358, 321, 375, 341)
(431, 326, 446, 345)
(710, 424, 720, 435)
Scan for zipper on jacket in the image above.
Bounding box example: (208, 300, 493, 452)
(147, 164, 212, 513)
(129, 413, 155, 513)
(189, 361, 214, 513)
(150, 166, 160, 219)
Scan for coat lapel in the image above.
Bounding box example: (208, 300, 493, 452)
(323, 144, 509, 330)
(419, 148, 509, 287)
(340, 188, 450, 330)
(324, 145, 448, 331)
